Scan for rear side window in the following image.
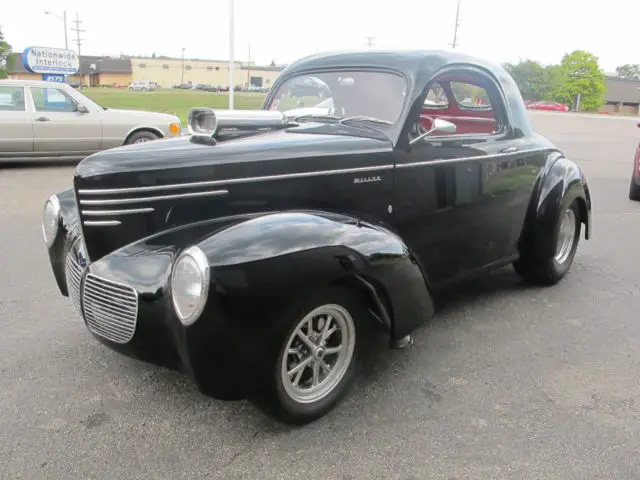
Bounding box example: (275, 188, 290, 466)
(449, 81, 492, 109)
(0, 86, 26, 111)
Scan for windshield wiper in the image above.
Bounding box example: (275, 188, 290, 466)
(339, 116, 393, 126)
(293, 114, 341, 123)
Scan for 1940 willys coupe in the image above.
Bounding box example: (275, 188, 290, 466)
(43, 50, 592, 424)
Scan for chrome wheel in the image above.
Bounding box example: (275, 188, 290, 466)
(281, 304, 356, 404)
(554, 207, 577, 264)
(134, 138, 151, 144)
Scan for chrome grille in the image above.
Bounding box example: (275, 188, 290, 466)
(65, 250, 83, 318)
(82, 273, 138, 344)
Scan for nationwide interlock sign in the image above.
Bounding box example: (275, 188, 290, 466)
(22, 46, 80, 79)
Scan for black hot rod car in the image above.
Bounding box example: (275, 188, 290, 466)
(43, 50, 592, 424)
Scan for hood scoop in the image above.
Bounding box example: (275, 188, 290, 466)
(187, 108, 293, 143)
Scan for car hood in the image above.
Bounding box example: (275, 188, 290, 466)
(74, 123, 393, 181)
(101, 108, 179, 122)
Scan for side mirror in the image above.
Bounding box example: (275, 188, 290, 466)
(409, 118, 457, 145)
(77, 104, 89, 114)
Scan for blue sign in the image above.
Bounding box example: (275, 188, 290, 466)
(22, 46, 79, 75)
(42, 74, 66, 83)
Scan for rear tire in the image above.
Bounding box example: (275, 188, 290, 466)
(629, 176, 640, 201)
(125, 131, 160, 145)
(514, 200, 581, 285)
(252, 286, 372, 425)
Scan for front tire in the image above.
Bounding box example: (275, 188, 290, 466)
(253, 286, 371, 425)
(629, 176, 640, 201)
(514, 200, 581, 285)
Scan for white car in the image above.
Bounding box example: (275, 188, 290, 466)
(128, 80, 156, 91)
(0, 79, 182, 162)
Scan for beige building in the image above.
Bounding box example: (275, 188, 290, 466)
(8, 51, 285, 89)
(131, 56, 284, 88)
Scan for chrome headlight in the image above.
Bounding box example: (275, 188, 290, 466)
(171, 246, 210, 326)
(42, 194, 61, 248)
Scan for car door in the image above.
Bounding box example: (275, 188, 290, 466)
(28, 85, 102, 156)
(0, 85, 34, 156)
(392, 69, 536, 286)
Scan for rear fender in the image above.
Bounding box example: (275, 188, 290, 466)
(519, 153, 592, 259)
(196, 211, 435, 342)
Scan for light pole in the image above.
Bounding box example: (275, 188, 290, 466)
(181, 47, 186, 84)
(229, 0, 235, 109)
(44, 10, 68, 50)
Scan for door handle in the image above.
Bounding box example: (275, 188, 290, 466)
(35, 116, 50, 122)
(501, 146, 518, 154)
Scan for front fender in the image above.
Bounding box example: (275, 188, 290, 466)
(46, 187, 83, 296)
(520, 153, 592, 259)
(196, 211, 435, 341)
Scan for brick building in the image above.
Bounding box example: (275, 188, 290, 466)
(601, 76, 640, 115)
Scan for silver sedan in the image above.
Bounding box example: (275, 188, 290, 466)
(0, 79, 182, 162)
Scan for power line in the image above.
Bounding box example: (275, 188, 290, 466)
(365, 36, 375, 48)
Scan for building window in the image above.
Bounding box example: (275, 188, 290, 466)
(215, 66, 220, 71)
(206, 66, 213, 71)
(163, 64, 169, 69)
(266, 79, 271, 85)
(139, 63, 146, 68)
(185, 65, 192, 71)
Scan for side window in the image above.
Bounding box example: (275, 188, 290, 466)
(414, 71, 507, 139)
(0, 86, 26, 112)
(31, 87, 78, 113)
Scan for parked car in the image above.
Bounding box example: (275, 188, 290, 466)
(526, 101, 569, 112)
(128, 80, 156, 91)
(629, 121, 640, 201)
(0, 79, 181, 162)
(42, 50, 592, 425)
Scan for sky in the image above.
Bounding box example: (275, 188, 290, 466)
(2, 0, 638, 73)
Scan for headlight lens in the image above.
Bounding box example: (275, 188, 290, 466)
(42, 194, 61, 248)
(171, 246, 210, 326)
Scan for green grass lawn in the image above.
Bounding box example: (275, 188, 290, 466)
(81, 88, 268, 124)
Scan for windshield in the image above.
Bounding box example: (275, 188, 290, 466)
(267, 70, 407, 125)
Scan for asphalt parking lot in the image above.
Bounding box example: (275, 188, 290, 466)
(1, 111, 639, 480)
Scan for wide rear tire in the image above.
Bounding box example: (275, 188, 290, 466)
(514, 200, 581, 285)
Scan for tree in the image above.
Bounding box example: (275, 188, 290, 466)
(542, 64, 566, 102)
(615, 64, 640, 80)
(555, 50, 605, 111)
(503, 59, 549, 101)
(0, 27, 12, 79)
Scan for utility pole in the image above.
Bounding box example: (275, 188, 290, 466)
(70, 13, 85, 84)
(365, 36, 375, 48)
(451, 0, 461, 48)
(228, 0, 235, 109)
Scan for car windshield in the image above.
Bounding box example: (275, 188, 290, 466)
(267, 70, 407, 125)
